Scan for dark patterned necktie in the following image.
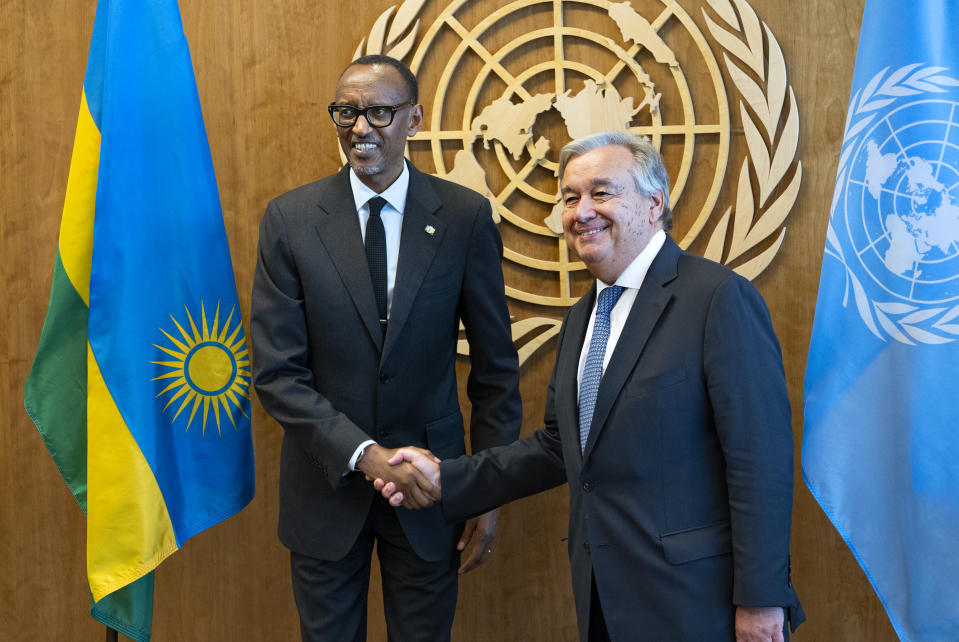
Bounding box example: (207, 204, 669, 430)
(578, 285, 624, 453)
(365, 196, 388, 334)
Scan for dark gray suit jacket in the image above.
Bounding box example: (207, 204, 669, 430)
(441, 237, 803, 640)
(252, 163, 521, 562)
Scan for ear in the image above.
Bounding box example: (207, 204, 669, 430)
(647, 190, 665, 224)
(406, 103, 424, 137)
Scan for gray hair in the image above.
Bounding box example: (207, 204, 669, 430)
(557, 131, 673, 231)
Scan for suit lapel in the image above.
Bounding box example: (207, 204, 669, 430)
(582, 237, 681, 460)
(313, 166, 384, 349)
(383, 165, 445, 360)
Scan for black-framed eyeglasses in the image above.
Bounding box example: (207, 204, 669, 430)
(327, 102, 415, 128)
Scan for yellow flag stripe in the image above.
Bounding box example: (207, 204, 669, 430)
(58, 91, 100, 305)
(87, 344, 177, 602)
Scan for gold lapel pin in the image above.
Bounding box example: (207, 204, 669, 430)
(425, 225, 436, 235)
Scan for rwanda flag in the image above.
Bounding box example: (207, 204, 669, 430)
(803, 0, 959, 639)
(23, 1, 255, 639)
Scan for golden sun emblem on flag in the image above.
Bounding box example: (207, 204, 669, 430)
(151, 301, 250, 436)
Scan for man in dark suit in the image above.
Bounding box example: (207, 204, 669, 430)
(378, 132, 803, 641)
(251, 55, 521, 641)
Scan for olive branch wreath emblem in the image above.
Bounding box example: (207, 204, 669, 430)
(354, 0, 802, 360)
(700, 0, 800, 281)
(825, 63, 959, 345)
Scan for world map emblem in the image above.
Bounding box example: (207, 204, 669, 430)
(353, 0, 801, 363)
(829, 65, 959, 344)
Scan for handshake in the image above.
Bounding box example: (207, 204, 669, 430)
(358, 445, 444, 509)
(358, 444, 500, 574)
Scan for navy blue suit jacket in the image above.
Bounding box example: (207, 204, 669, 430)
(441, 236, 803, 640)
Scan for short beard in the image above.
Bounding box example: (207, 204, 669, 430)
(350, 161, 385, 176)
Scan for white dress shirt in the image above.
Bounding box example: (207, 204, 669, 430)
(347, 165, 411, 471)
(576, 229, 667, 391)
(349, 164, 410, 317)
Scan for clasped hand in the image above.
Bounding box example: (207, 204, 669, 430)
(367, 447, 498, 574)
(358, 445, 441, 509)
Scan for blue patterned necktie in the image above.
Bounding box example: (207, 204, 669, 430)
(578, 285, 624, 453)
(365, 196, 388, 335)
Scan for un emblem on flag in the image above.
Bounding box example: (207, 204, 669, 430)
(831, 65, 959, 344)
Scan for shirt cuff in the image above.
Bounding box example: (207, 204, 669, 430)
(348, 439, 378, 472)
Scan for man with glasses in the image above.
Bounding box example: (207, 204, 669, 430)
(251, 55, 522, 641)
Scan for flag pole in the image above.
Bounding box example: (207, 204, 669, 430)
(106, 626, 118, 642)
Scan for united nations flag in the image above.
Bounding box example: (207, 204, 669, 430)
(803, 1, 959, 639)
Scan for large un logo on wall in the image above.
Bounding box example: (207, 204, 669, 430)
(830, 66, 959, 345)
(352, 0, 801, 363)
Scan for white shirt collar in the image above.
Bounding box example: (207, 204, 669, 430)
(596, 229, 667, 293)
(349, 163, 410, 213)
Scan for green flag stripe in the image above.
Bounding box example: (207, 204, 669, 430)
(90, 573, 154, 642)
(24, 250, 88, 509)
(26, 251, 156, 641)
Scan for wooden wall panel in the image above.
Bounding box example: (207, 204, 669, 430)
(0, 0, 901, 640)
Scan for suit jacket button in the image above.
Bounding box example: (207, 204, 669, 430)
(582, 481, 592, 492)
(379, 374, 391, 383)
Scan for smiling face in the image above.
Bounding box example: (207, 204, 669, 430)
(333, 63, 423, 192)
(560, 144, 664, 284)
